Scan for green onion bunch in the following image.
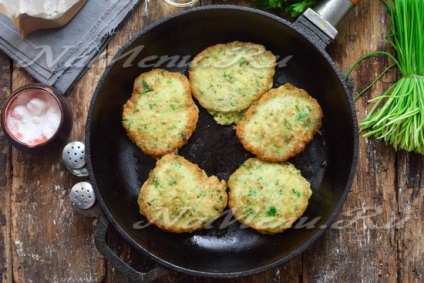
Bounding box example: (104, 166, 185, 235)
(346, 0, 424, 154)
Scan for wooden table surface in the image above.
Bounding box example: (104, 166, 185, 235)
(1, 0, 423, 282)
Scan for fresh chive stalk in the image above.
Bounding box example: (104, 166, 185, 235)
(345, 0, 424, 154)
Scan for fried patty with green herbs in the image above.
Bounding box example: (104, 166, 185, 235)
(138, 153, 227, 233)
(122, 69, 198, 158)
(228, 158, 312, 234)
(236, 83, 323, 162)
(189, 41, 276, 125)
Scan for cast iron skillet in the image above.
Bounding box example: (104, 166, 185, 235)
(86, 1, 359, 281)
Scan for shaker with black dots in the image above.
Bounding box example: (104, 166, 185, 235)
(62, 141, 88, 177)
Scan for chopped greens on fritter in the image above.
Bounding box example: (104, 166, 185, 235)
(237, 83, 323, 162)
(138, 153, 227, 233)
(228, 158, 312, 234)
(189, 41, 276, 125)
(122, 69, 198, 158)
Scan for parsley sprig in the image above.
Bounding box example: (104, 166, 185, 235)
(250, 0, 317, 17)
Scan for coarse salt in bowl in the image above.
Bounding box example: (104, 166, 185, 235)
(1, 83, 73, 153)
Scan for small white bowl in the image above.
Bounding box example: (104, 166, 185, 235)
(1, 83, 73, 153)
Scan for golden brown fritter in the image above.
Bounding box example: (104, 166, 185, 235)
(189, 41, 276, 124)
(228, 158, 312, 234)
(236, 83, 323, 162)
(122, 69, 198, 158)
(138, 153, 227, 233)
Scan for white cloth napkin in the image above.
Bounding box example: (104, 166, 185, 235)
(0, 0, 140, 94)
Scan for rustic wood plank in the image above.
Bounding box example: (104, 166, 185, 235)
(8, 37, 105, 283)
(303, 1, 399, 282)
(0, 51, 13, 283)
(397, 152, 424, 282)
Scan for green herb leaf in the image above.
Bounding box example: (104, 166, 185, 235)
(250, 0, 316, 17)
(141, 80, 153, 94)
(268, 206, 277, 217)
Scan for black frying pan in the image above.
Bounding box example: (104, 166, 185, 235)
(86, 1, 359, 281)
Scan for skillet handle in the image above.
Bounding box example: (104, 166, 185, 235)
(313, 0, 360, 29)
(294, 0, 361, 48)
(95, 215, 168, 282)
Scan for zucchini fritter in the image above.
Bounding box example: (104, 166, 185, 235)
(236, 83, 323, 162)
(228, 158, 312, 234)
(189, 41, 276, 124)
(122, 69, 198, 158)
(138, 153, 227, 233)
